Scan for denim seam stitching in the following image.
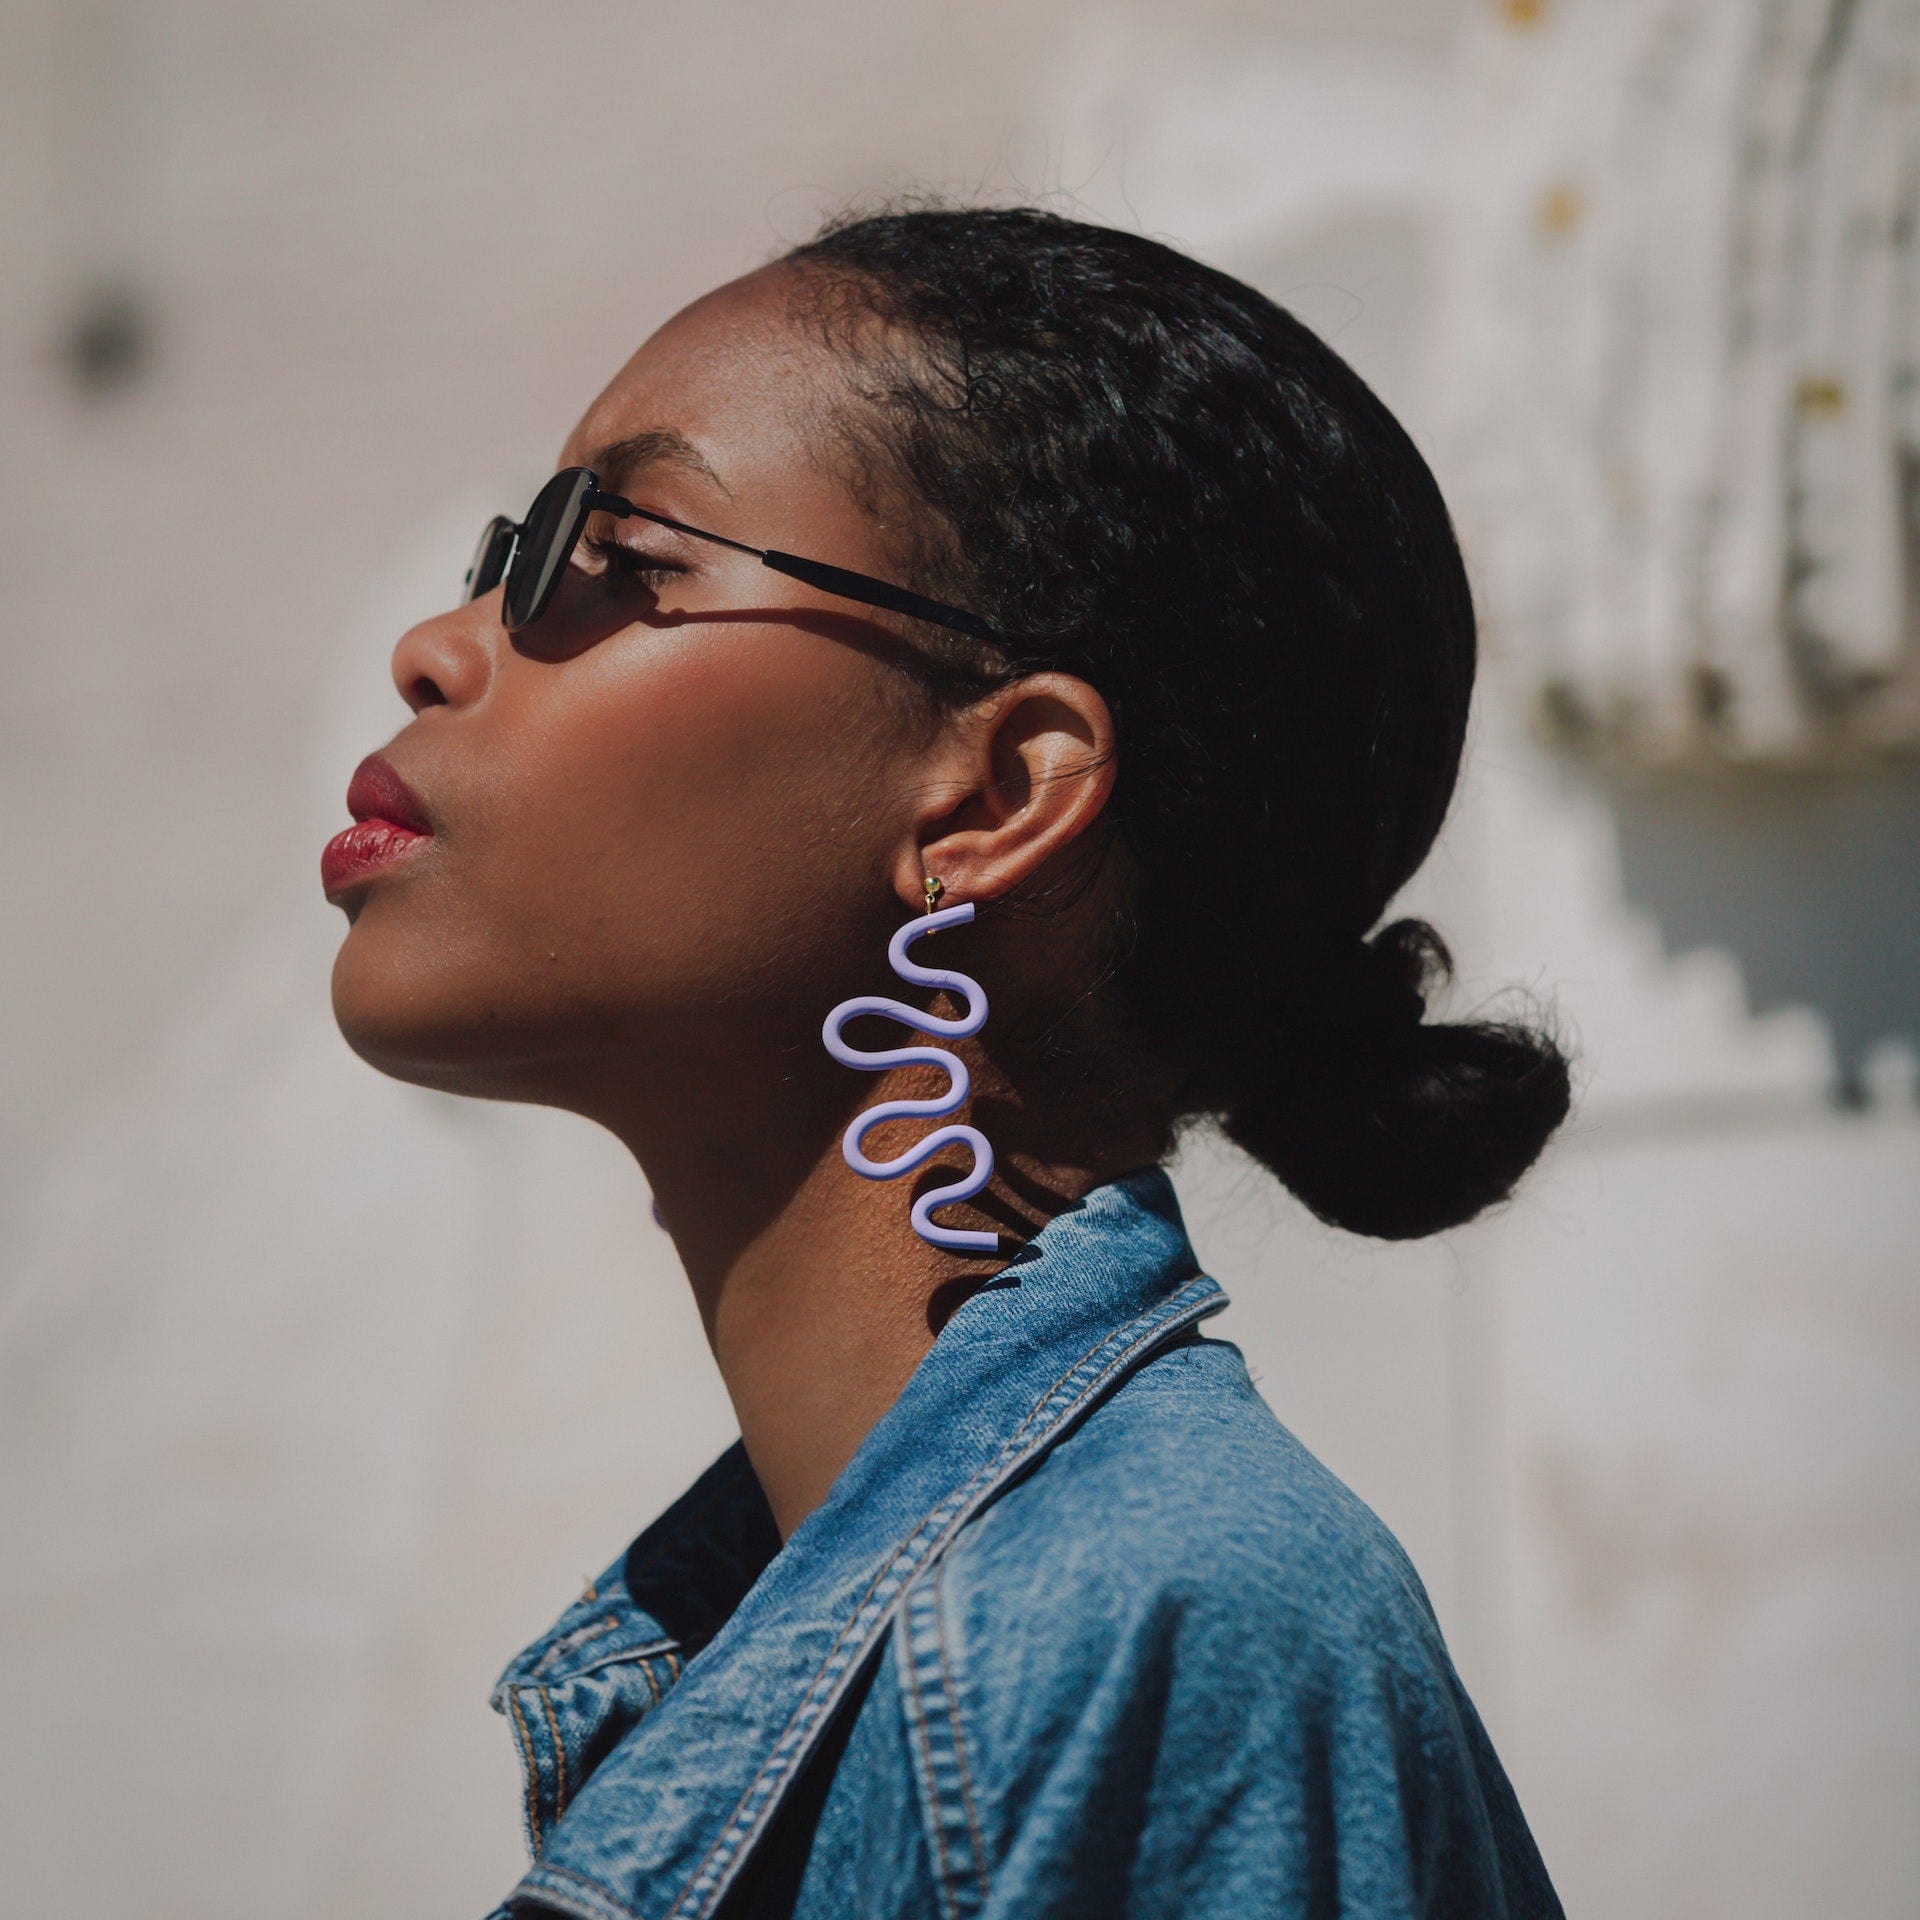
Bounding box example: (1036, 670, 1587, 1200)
(897, 1588, 964, 1920)
(666, 1272, 1218, 1920)
(543, 1635, 683, 1685)
(524, 1860, 648, 1920)
(506, 1686, 544, 1856)
(538, 1684, 571, 1819)
(899, 1563, 989, 1918)
(931, 1553, 990, 1906)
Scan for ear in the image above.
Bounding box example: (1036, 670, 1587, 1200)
(891, 672, 1119, 910)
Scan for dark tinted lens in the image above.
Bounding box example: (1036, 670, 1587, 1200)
(504, 467, 597, 631)
(463, 515, 516, 603)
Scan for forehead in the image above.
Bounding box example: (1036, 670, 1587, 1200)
(560, 265, 846, 509)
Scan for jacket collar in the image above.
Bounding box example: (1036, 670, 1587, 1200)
(495, 1164, 1226, 1920)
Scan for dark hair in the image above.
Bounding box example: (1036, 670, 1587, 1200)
(782, 203, 1572, 1240)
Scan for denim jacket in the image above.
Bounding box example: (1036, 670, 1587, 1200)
(482, 1167, 1563, 1920)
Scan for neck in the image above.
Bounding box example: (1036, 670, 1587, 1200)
(593, 1036, 1157, 1541)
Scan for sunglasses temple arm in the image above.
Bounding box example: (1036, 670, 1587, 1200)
(582, 488, 1000, 643)
(761, 549, 1002, 644)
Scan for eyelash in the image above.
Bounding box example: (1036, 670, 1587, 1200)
(581, 532, 684, 586)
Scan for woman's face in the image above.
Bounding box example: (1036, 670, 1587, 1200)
(327, 264, 949, 1114)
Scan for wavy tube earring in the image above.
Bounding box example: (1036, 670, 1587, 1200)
(820, 877, 998, 1254)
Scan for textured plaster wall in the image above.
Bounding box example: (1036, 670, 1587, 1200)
(1, 5, 1913, 1916)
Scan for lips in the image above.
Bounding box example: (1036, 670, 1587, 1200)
(322, 751, 436, 895)
(346, 752, 435, 834)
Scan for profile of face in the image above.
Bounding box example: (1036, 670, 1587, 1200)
(326, 262, 1116, 1181)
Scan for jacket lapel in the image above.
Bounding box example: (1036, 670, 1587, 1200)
(499, 1166, 1226, 1920)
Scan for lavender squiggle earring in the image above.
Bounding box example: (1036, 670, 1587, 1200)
(820, 876, 998, 1254)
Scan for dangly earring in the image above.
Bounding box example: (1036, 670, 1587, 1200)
(820, 875, 998, 1254)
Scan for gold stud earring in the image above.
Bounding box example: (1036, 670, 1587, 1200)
(923, 875, 946, 913)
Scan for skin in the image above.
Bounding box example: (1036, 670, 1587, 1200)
(328, 262, 1164, 1539)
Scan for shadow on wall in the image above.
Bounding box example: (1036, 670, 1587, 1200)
(1241, 208, 1920, 1100)
(1608, 761, 1920, 1092)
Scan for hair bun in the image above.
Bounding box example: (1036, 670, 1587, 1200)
(1221, 918, 1572, 1240)
(1342, 919, 1435, 1048)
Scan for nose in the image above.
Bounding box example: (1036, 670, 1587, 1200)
(391, 591, 497, 713)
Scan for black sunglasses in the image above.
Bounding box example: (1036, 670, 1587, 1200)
(463, 465, 1004, 645)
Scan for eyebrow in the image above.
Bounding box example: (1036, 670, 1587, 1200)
(583, 428, 732, 500)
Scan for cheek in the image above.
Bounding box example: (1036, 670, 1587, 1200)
(475, 628, 903, 1018)
(556, 641, 871, 940)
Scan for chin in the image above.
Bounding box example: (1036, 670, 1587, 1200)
(329, 928, 486, 1094)
(328, 927, 600, 1110)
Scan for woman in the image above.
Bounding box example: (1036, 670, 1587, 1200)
(324, 204, 1571, 1918)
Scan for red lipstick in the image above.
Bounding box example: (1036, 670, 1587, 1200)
(322, 751, 436, 895)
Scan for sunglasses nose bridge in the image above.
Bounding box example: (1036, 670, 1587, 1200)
(463, 514, 521, 604)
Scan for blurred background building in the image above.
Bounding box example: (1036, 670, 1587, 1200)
(2, 2, 1915, 1915)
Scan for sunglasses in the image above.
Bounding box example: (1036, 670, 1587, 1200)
(463, 465, 1004, 645)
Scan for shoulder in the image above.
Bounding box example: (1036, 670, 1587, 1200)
(886, 1333, 1563, 1915)
(919, 1328, 1480, 1802)
(942, 1329, 1448, 1685)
